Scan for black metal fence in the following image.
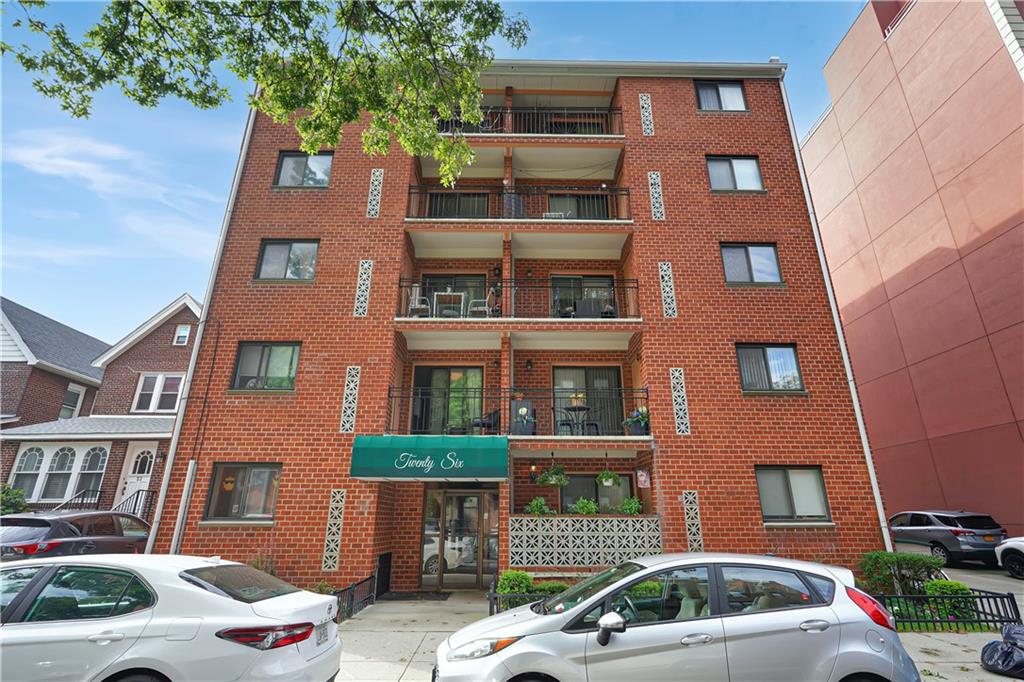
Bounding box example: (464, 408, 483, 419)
(45, 489, 102, 512)
(439, 107, 623, 136)
(334, 573, 377, 620)
(486, 577, 548, 616)
(110, 489, 156, 521)
(407, 185, 631, 221)
(878, 589, 1022, 631)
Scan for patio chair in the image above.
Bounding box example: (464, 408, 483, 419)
(407, 284, 430, 317)
(468, 288, 498, 318)
(471, 409, 501, 434)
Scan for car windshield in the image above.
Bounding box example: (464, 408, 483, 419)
(955, 515, 1001, 530)
(0, 520, 51, 543)
(540, 562, 646, 615)
(181, 565, 300, 603)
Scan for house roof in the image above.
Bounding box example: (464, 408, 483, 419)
(0, 415, 176, 440)
(92, 293, 202, 369)
(1, 298, 110, 384)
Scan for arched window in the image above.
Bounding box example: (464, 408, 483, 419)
(74, 446, 108, 497)
(41, 447, 76, 500)
(132, 451, 154, 476)
(11, 447, 43, 497)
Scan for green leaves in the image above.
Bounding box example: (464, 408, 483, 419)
(5, 0, 529, 185)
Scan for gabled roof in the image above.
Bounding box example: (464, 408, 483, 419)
(1, 298, 110, 384)
(92, 293, 202, 369)
(0, 415, 175, 440)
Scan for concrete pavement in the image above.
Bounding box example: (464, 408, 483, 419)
(900, 632, 1004, 681)
(945, 565, 1023, 611)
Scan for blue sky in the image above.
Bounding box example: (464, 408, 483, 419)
(2, 1, 864, 342)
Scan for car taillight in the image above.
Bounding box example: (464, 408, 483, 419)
(5, 541, 61, 556)
(216, 623, 314, 650)
(846, 586, 895, 631)
(950, 529, 976, 537)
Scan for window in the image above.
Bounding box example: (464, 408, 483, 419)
(605, 565, 711, 625)
(561, 474, 633, 513)
(889, 513, 909, 527)
(231, 343, 300, 390)
(40, 447, 75, 500)
(173, 324, 191, 346)
(411, 366, 484, 434)
(737, 345, 803, 392)
(909, 513, 933, 527)
(720, 566, 816, 613)
(181, 565, 299, 603)
(707, 157, 764, 191)
(550, 276, 617, 318)
(74, 447, 108, 496)
(804, 573, 836, 602)
(274, 152, 332, 187)
(132, 373, 183, 412)
(755, 466, 831, 521)
(58, 384, 85, 419)
(426, 192, 489, 218)
(24, 567, 152, 622)
(256, 240, 319, 280)
(10, 447, 43, 497)
(696, 81, 746, 111)
(721, 244, 782, 283)
(552, 366, 624, 436)
(547, 194, 609, 219)
(204, 463, 282, 520)
(1, 566, 43, 615)
(86, 515, 118, 536)
(118, 516, 149, 538)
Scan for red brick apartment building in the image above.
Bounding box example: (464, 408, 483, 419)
(150, 59, 891, 591)
(801, 0, 1024, 534)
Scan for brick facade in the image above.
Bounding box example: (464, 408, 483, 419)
(0, 365, 97, 428)
(151, 62, 886, 589)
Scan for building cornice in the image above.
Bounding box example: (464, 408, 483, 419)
(488, 59, 787, 80)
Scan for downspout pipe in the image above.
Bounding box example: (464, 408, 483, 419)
(778, 71, 894, 552)
(146, 97, 258, 554)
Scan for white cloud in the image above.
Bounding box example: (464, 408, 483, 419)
(119, 213, 218, 262)
(2, 236, 116, 265)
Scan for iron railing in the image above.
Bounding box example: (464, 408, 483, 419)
(111, 489, 156, 521)
(384, 387, 650, 437)
(406, 185, 631, 221)
(439, 107, 623, 136)
(878, 589, 1022, 631)
(51, 489, 102, 511)
(397, 278, 640, 319)
(334, 572, 377, 620)
(487, 577, 548, 616)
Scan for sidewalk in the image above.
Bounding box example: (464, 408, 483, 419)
(337, 592, 489, 681)
(901, 632, 1003, 681)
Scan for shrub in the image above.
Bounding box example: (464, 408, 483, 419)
(626, 580, 662, 598)
(533, 581, 570, 596)
(523, 496, 555, 515)
(923, 579, 976, 622)
(617, 496, 642, 515)
(858, 551, 944, 595)
(1, 484, 28, 516)
(307, 580, 336, 594)
(568, 497, 598, 515)
(496, 570, 536, 609)
(249, 552, 277, 576)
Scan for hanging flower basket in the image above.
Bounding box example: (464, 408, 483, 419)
(595, 470, 621, 488)
(537, 464, 569, 487)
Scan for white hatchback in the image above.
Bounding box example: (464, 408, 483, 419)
(0, 554, 340, 682)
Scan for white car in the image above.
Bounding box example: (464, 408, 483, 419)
(996, 536, 1024, 579)
(0, 554, 340, 682)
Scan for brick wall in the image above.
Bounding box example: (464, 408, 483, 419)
(1, 366, 97, 428)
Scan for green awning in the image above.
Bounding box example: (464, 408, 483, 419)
(350, 435, 509, 481)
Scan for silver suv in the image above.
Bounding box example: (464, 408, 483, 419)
(889, 510, 1007, 566)
(434, 553, 919, 682)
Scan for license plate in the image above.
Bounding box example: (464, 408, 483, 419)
(315, 621, 329, 646)
(984, 535, 995, 542)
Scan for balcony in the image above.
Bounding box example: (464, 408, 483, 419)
(406, 185, 631, 221)
(397, 278, 640, 319)
(438, 107, 624, 136)
(384, 387, 650, 437)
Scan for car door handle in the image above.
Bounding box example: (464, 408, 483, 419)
(799, 620, 831, 632)
(82, 542, 96, 550)
(680, 633, 714, 646)
(87, 632, 125, 643)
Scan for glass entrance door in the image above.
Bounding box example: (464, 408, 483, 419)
(420, 489, 499, 590)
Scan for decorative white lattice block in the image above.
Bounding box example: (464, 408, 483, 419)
(509, 516, 662, 567)
(683, 490, 704, 552)
(321, 489, 347, 570)
(366, 168, 384, 218)
(353, 259, 374, 317)
(670, 367, 690, 435)
(339, 366, 361, 433)
(639, 93, 655, 136)
(659, 261, 677, 318)
(648, 171, 665, 221)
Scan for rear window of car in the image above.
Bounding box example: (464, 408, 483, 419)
(180, 565, 299, 603)
(803, 573, 836, 602)
(0, 520, 51, 543)
(954, 515, 1001, 530)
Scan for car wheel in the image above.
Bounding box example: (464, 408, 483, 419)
(107, 674, 163, 682)
(930, 543, 951, 566)
(1004, 553, 1024, 580)
(423, 555, 446, 575)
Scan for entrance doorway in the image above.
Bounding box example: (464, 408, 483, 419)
(115, 441, 156, 516)
(421, 488, 499, 590)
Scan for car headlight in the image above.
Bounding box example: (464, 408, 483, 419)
(446, 637, 521, 661)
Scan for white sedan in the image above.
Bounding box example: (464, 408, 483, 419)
(0, 554, 340, 682)
(996, 536, 1024, 579)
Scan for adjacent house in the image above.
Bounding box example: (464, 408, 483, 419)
(149, 58, 890, 590)
(800, 0, 1024, 534)
(1, 294, 200, 521)
(1, 297, 109, 428)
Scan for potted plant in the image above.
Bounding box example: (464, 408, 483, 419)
(595, 470, 621, 488)
(537, 464, 569, 487)
(622, 406, 650, 435)
(617, 496, 642, 516)
(523, 496, 555, 515)
(511, 391, 535, 435)
(568, 497, 598, 515)
(569, 391, 587, 407)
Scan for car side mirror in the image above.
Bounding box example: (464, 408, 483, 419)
(596, 611, 626, 646)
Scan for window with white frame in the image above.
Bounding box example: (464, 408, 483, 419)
(10, 448, 43, 496)
(58, 384, 86, 419)
(40, 447, 76, 500)
(755, 466, 831, 522)
(133, 373, 183, 412)
(74, 446, 108, 495)
(173, 324, 191, 346)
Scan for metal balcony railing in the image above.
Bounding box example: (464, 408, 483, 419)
(397, 278, 640, 319)
(438, 107, 623, 136)
(384, 387, 650, 437)
(406, 185, 631, 221)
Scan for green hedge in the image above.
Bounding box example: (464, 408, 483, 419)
(496, 570, 536, 610)
(533, 581, 570, 595)
(857, 551, 944, 595)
